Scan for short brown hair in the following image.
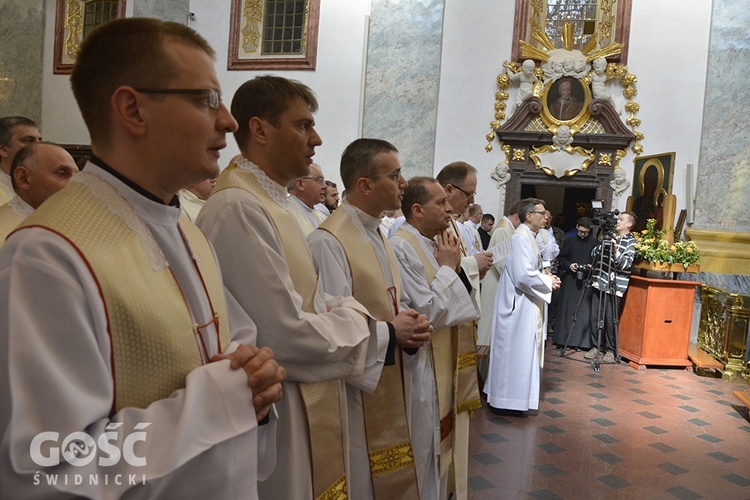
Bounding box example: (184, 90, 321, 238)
(70, 18, 214, 144)
(0, 116, 39, 147)
(340, 138, 398, 191)
(436, 161, 477, 188)
(402, 177, 438, 220)
(231, 75, 318, 149)
(621, 210, 637, 227)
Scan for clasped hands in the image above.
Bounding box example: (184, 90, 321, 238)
(212, 345, 286, 422)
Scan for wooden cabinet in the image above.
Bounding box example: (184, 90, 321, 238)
(618, 275, 701, 368)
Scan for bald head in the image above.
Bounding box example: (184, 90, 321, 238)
(289, 163, 326, 208)
(11, 143, 79, 209)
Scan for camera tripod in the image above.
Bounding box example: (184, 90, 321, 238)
(559, 237, 621, 372)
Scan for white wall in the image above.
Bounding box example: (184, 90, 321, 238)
(40, 0, 711, 219)
(40, 0, 372, 185)
(436, 0, 711, 222)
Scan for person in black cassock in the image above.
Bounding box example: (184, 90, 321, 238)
(552, 217, 598, 349)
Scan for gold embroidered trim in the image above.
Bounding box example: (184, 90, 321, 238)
(369, 442, 415, 476)
(457, 398, 482, 415)
(458, 351, 477, 370)
(317, 474, 347, 500)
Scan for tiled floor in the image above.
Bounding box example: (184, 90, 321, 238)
(468, 344, 750, 499)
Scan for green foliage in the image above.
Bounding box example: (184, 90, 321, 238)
(634, 219, 700, 269)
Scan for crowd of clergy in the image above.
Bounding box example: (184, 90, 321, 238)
(0, 15, 637, 500)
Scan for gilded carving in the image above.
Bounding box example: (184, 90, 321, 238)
(64, 0, 84, 63)
(512, 148, 526, 161)
(599, 152, 612, 166)
(241, 0, 263, 55)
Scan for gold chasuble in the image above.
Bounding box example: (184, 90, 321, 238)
(213, 164, 347, 500)
(320, 208, 419, 499)
(0, 202, 28, 241)
(15, 173, 230, 414)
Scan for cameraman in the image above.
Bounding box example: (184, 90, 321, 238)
(583, 211, 637, 362)
(552, 217, 598, 350)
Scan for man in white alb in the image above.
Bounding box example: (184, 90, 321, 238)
(390, 176, 480, 499)
(0, 116, 42, 204)
(0, 19, 284, 499)
(287, 162, 328, 236)
(308, 138, 432, 500)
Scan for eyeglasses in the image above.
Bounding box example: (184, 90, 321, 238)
(452, 184, 476, 198)
(300, 176, 326, 185)
(134, 88, 221, 110)
(530, 211, 546, 215)
(368, 170, 402, 182)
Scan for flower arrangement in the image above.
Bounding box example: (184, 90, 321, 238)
(633, 219, 700, 270)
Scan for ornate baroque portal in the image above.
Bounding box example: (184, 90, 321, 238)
(487, 15, 639, 215)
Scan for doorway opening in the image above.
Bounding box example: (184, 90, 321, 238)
(520, 184, 596, 233)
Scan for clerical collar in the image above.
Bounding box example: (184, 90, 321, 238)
(89, 155, 180, 207)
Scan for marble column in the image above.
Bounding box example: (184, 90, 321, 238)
(363, 0, 445, 177)
(686, 0, 750, 290)
(0, 0, 44, 122)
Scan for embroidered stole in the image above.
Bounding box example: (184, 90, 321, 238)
(448, 220, 482, 416)
(0, 181, 12, 206)
(394, 228, 456, 476)
(16, 173, 230, 413)
(319, 208, 419, 499)
(213, 164, 346, 499)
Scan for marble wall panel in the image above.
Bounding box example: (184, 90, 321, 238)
(133, 0, 190, 24)
(363, 0, 444, 177)
(0, 0, 44, 122)
(694, 0, 750, 232)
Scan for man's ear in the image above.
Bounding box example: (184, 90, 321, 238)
(412, 203, 423, 218)
(111, 86, 147, 138)
(248, 117, 268, 145)
(356, 176, 373, 197)
(14, 166, 31, 191)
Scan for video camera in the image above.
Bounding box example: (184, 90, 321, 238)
(590, 200, 619, 238)
(576, 264, 592, 281)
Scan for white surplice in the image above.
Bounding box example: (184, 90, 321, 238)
(389, 222, 479, 499)
(307, 202, 402, 500)
(484, 223, 553, 411)
(197, 160, 378, 500)
(0, 163, 275, 499)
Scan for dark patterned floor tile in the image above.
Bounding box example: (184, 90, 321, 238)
(716, 399, 734, 407)
(739, 425, 750, 433)
(629, 388, 648, 394)
(588, 382, 605, 389)
(671, 394, 692, 401)
(528, 489, 563, 499)
(707, 451, 737, 463)
(624, 378, 642, 384)
(532, 463, 565, 478)
(633, 399, 654, 406)
(547, 386, 565, 393)
(666, 384, 684, 390)
(666, 486, 702, 500)
(593, 433, 619, 444)
(658, 462, 689, 475)
(637, 411, 661, 419)
(488, 416, 514, 426)
(697, 379, 714, 386)
(643, 426, 668, 435)
(547, 377, 564, 383)
(721, 473, 750, 486)
(706, 389, 723, 395)
(590, 404, 612, 412)
(540, 425, 565, 435)
(537, 443, 566, 454)
(650, 442, 677, 453)
(471, 452, 502, 465)
(595, 452, 624, 464)
(545, 398, 565, 405)
(597, 474, 631, 490)
(592, 418, 615, 427)
(542, 410, 565, 419)
(678, 405, 701, 413)
(479, 432, 508, 444)
(467, 475, 496, 491)
(687, 418, 710, 427)
(546, 368, 564, 373)
(695, 433, 723, 443)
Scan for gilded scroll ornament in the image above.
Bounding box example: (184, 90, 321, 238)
(241, 0, 263, 54)
(64, 0, 84, 63)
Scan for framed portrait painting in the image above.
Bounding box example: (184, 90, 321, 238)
(628, 152, 676, 233)
(541, 77, 590, 126)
